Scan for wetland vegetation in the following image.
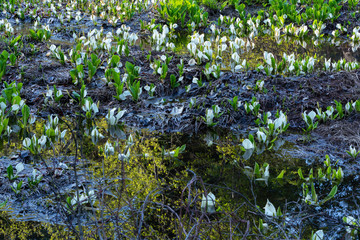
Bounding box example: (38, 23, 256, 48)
(1, 0, 360, 239)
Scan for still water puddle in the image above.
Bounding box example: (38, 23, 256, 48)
(1, 117, 356, 238)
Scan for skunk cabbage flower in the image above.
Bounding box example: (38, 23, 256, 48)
(23, 138, 31, 148)
(242, 139, 254, 150)
(264, 199, 276, 217)
(38, 135, 47, 147)
(257, 130, 267, 144)
(343, 216, 358, 234)
(15, 163, 25, 174)
(104, 141, 114, 157)
(312, 230, 324, 240)
(201, 192, 216, 213)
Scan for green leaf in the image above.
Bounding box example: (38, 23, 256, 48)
(254, 162, 260, 177)
(22, 104, 30, 126)
(276, 170, 285, 179)
(1, 50, 9, 61)
(7, 165, 14, 180)
(320, 185, 338, 205)
(111, 55, 120, 68)
(311, 182, 317, 202)
(69, 69, 78, 81)
(298, 168, 304, 180)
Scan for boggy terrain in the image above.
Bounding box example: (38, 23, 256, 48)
(1, 0, 360, 239)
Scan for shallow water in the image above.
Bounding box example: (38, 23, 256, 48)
(0, 120, 358, 238)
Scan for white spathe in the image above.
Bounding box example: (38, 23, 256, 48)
(242, 139, 254, 150)
(264, 199, 276, 217)
(312, 230, 324, 240)
(201, 192, 216, 213)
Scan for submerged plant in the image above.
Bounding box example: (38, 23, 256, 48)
(29, 27, 51, 42)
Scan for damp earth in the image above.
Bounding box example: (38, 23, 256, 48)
(1, 0, 360, 239)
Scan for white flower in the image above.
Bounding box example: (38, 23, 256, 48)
(0, 102, 6, 111)
(11, 104, 20, 112)
(324, 58, 331, 71)
(205, 109, 215, 126)
(61, 130, 67, 139)
(118, 149, 131, 161)
(32, 169, 42, 181)
(312, 230, 324, 240)
(201, 192, 216, 213)
(274, 113, 286, 131)
(343, 216, 358, 234)
(6, 126, 12, 135)
(46, 89, 53, 98)
(38, 135, 47, 147)
(13, 181, 19, 190)
(257, 130, 267, 143)
(349, 145, 358, 157)
(325, 106, 334, 116)
(213, 105, 221, 115)
(231, 52, 240, 64)
(23, 138, 31, 148)
(91, 127, 102, 144)
(345, 102, 351, 112)
(188, 59, 196, 66)
(303, 110, 316, 124)
(127, 134, 134, 146)
(82, 99, 91, 112)
(187, 42, 197, 55)
(242, 139, 254, 150)
(264, 51, 274, 66)
(264, 199, 277, 217)
(104, 141, 114, 156)
(15, 163, 25, 174)
(49, 44, 56, 52)
(170, 106, 184, 116)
